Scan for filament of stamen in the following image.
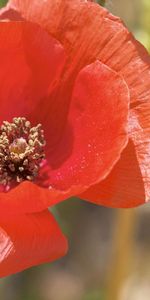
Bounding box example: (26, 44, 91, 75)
(0, 117, 46, 187)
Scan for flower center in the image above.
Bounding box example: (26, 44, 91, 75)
(0, 117, 46, 187)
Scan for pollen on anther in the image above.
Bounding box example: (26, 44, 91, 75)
(0, 117, 46, 188)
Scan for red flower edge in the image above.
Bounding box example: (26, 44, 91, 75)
(0, 20, 129, 214)
(0, 0, 149, 277)
(0, 209, 68, 278)
(2, 0, 149, 209)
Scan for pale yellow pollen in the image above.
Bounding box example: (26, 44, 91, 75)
(0, 117, 46, 187)
(9, 138, 28, 155)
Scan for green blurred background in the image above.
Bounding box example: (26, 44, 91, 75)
(0, 1, 150, 300)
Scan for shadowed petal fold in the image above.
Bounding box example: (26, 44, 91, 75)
(0, 21, 66, 125)
(47, 61, 129, 192)
(129, 104, 150, 203)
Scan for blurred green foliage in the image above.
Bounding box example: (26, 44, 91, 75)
(83, 289, 105, 300)
(96, 0, 106, 6)
(0, 0, 7, 8)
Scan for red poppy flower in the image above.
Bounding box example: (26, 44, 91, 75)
(0, 0, 150, 276)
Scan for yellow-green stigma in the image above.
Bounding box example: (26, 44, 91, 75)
(0, 117, 46, 186)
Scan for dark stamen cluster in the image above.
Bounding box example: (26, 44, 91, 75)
(0, 117, 46, 187)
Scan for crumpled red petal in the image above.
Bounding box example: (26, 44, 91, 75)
(46, 61, 129, 190)
(0, 21, 66, 126)
(0, 181, 73, 215)
(2, 0, 150, 206)
(79, 140, 145, 208)
(129, 104, 150, 203)
(0, 60, 129, 214)
(7, 0, 150, 107)
(0, 209, 68, 277)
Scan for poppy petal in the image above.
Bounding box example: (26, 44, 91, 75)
(0, 21, 66, 123)
(8, 0, 150, 207)
(0, 60, 129, 214)
(129, 104, 150, 203)
(47, 61, 129, 191)
(0, 210, 68, 278)
(7, 0, 150, 107)
(0, 181, 72, 215)
(0, 5, 22, 20)
(79, 140, 145, 208)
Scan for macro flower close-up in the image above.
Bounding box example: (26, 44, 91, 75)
(0, 0, 150, 278)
